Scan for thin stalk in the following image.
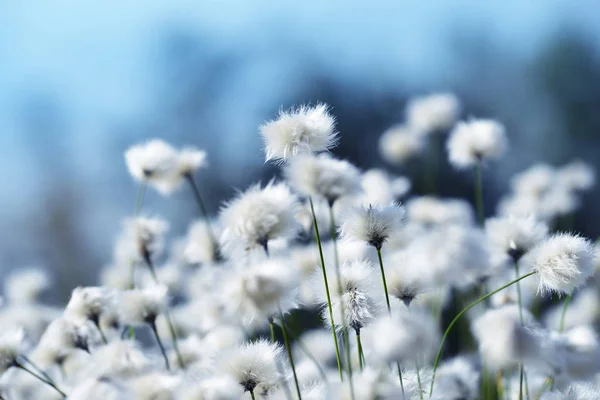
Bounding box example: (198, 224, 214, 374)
(19, 356, 57, 389)
(129, 181, 147, 341)
(474, 161, 484, 226)
(283, 320, 329, 384)
(356, 331, 364, 370)
(15, 361, 67, 398)
(559, 294, 572, 332)
(415, 359, 424, 400)
(496, 370, 504, 400)
(279, 311, 302, 400)
(93, 320, 108, 344)
(249, 390, 256, 400)
(514, 260, 527, 400)
(185, 174, 220, 261)
(309, 197, 343, 380)
(343, 330, 356, 400)
(149, 321, 171, 371)
(428, 271, 537, 397)
(519, 364, 524, 400)
(396, 362, 405, 396)
(376, 248, 391, 312)
(270, 319, 276, 343)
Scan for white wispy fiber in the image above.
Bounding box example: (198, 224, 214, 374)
(183, 219, 220, 265)
(510, 163, 556, 196)
(119, 284, 168, 326)
(383, 251, 423, 306)
(4, 268, 50, 304)
(175, 146, 208, 177)
(129, 372, 181, 399)
(284, 153, 362, 205)
(406, 93, 461, 134)
(471, 305, 546, 371)
(540, 382, 600, 400)
(86, 340, 150, 378)
(177, 374, 243, 400)
(69, 376, 130, 400)
(432, 357, 479, 400)
(122, 216, 169, 263)
(339, 203, 406, 250)
(360, 169, 411, 205)
(219, 181, 300, 254)
(65, 286, 115, 326)
(557, 160, 596, 192)
(222, 258, 299, 326)
(260, 103, 338, 163)
(544, 287, 600, 330)
(317, 260, 381, 332)
(215, 339, 284, 394)
(0, 328, 24, 375)
(485, 215, 548, 261)
(523, 233, 596, 296)
(551, 325, 600, 382)
(406, 196, 474, 227)
(447, 119, 508, 168)
(379, 124, 425, 164)
(36, 317, 91, 365)
(364, 308, 439, 364)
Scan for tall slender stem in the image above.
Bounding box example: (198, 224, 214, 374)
(396, 362, 405, 396)
(309, 197, 343, 380)
(149, 321, 171, 371)
(185, 174, 220, 260)
(328, 203, 342, 296)
(356, 331, 364, 370)
(428, 271, 536, 397)
(519, 364, 524, 400)
(282, 320, 329, 384)
(128, 182, 147, 340)
(415, 359, 424, 400)
(93, 320, 108, 344)
(474, 161, 484, 226)
(559, 294, 572, 332)
(279, 311, 302, 400)
(376, 248, 391, 312)
(270, 319, 276, 343)
(249, 389, 256, 400)
(19, 356, 59, 391)
(514, 260, 526, 400)
(343, 330, 356, 400)
(15, 361, 67, 398)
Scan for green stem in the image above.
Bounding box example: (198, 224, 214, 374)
(415, 359, 424, 400)
(282, 320, 329, 384)
(559, 294, 572, 332)
(185, 174, 219, 260)
(279, 311, 302, 400)
(19, 356, 58, 391)
(356, 331, 364, 370)
(519, 363, 524, 400)
(396, 362, 405, 396)
(328, 203, 343, 297)
(376, 247, 391, 312)
(249, 390, 256, 400)
(428, 271, 536, 397)
(128, 182, 147, 340)
(15, 362, 67, 398)
(474, 161, 484, 226)
(270, 320, 276, 343)
(149, 321, 171, 371)
(309, 197, 343, 380)
(514, 261, 524, 325)
(343, 330, 356, 400)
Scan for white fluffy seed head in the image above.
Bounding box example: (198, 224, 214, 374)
(260, 103, 338, 163)
(176, 147, 208, 176)
(119, 284, 168, 326)
(215, 339, 284, 393)
(557, 160, 596, 192)
(183, 219, 220, 265)
(406, 196, 474, 227)
(523, 233, 596, 296)
(121, 216, 169, 263)
(510, 163, 556, 196)
(379, 124, 425, 164)
(38, 317, 91, 360)
(219, 181, 300, 255)
(406, 93, 461, 134)
(65, 286, 115, 324)
(0, 328, 24, 374)
(87, 340, 150, 378)
(360, 169, 411, 205)
(4, 268, 50, 305)
(68, 376, 131, 400)
(432, 357, 479, 400)
(339, 203, 406, 250)
(447, 119, 508, 168)
(284, 153, 362, 205)
(485, 215, 548, 260)
(124, 139, 179, 194)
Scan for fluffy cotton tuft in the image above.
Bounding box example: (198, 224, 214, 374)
(121, 216, 169, 263)
(447, 119, 508, 168)
(406, 93, 461, 134)
(406, 196, 474, 227)
(4, 268, 50, 304)
(65, 286, 115, 326)
(432, 357, 479, 400)
(215, 339, 284, 394)
(125, 139, 179, 193)
(379, 125, 424, 164)
(183, 219, 220, 265)
(260, 104, 338, 163)
(359, 169, 411, 205)
(176, 147, 208, 176)
(119, 284, 169, 326)
(485, 215, 548, 261)
(523, 233, 596, 296)
(220, 181, 300, 255)
(284, 153, 361, 205)
(0, 328, 24, 375)
(36, 317, 91, 364)
(557, 160, 596, 192)
(339, 203, 406, 250)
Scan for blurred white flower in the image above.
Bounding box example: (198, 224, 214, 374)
(119, 284, 168, 327)
(125, 139, 179, 194)
(183, 219, 220, 265)
(122, 216, 169, 264)
(447, 119, 508, 168)
(260, 103, 338, 163)
(4, 268, 50, 305)
(0, 328, 24, 375)
(557, 160, 596, 192)
(406, 93, 461, 134)
(485, 215, 548, 261)
(359, 169, 411, 206)
(379, 124, 424, 164)
(69, 376, 131, 400)
(176, 146, 208, 177)
(432, 357, 479, 400)
(339, 203, 406, 250)
(406, 196, 474, 227)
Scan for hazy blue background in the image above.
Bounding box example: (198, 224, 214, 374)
(2, 1, 600, 300)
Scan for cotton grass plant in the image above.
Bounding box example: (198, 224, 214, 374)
(2, 96, 600, 400)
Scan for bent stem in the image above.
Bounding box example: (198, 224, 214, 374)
(474, 161, 484, 226)
(559, 294, 572, 332)
(309, 197, 343, 380)
(376, 247, 391, 312)
(279, 311, 302, 400)
(428, 271, 536, 397)
(15, 361, 67, 398)
(149, 321, 171, 371)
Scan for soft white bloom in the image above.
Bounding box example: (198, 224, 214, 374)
(540, 382, 600, 400)
(176, 146, 208, 176)
(432, 357, 479, 400)
(69, 376, 131, 400)
(406, 196, 474, 227)
(129, 372, 181, 399)
(215, 339, 284, 394)
(447, 119, 508, 168)
(552, 325, 600, 383)
(284, 153, 362, 205)
(379, 124, 425, 164)
(121, 216, 169, 264)
(523, 233, 596, 296)
(36, 317, 91, 366)
(316, 260, 382, 333)
(510, 163, 556, 196)
(544, 287, 600, 331)
(0, 328, 24, 375)
(4, 268, 49, 304)
(485, 215, 548, 261)
(183, 219, 220, 265)
(383, 251, 424, 306)
(220, 181, 300, 254)
(339, 203, 406, 250)
(260, 103, 338, 163)
(119, 284, 168, 326)
(360, 169, 411, 205)
(557, 160, 595, 192)
(331, 367, 404, 399)
(293, 329, 337, 367)
(406, 93, 460, 134)
(178, 374, 244, 400)
(65, 286, 115, 326)
(86, 340, 150, 378)
(124, 139, 179, 194)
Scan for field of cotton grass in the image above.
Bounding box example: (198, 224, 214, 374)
(1, 94, 599, 400)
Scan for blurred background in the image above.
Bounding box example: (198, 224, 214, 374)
(2, 0, 600, 302)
